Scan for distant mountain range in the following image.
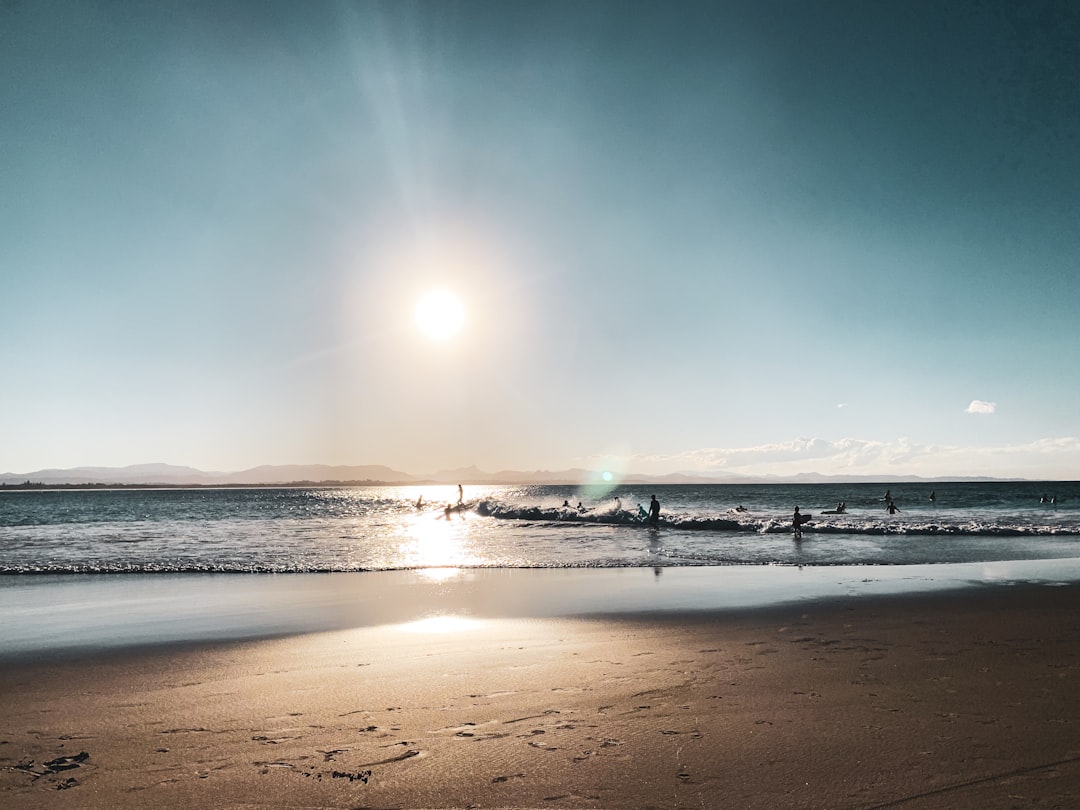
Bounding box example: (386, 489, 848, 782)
(0, 463, 1026, 487)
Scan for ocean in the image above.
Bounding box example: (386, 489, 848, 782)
(3, 482, 1080, 657)
(2, 481, 1078, 574)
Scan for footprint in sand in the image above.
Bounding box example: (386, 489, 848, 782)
(356, 749, 420, 767)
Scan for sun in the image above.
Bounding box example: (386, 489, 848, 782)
(414, 289, 465, 341)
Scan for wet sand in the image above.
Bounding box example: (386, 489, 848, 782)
(6, 561, 1080, 659)
(3, 578, 1080, 808)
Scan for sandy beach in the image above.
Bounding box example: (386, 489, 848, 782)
(3, 572, 1080, 809)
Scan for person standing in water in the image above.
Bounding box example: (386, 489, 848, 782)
(793, 506, 804, 539)
(648, 494, 661, 527)
(457, 484, 463, 505)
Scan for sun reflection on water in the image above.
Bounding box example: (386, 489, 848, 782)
(398, 512, 485, 569)
(417, 566, 464, 583)
(399, 614, 484, 633)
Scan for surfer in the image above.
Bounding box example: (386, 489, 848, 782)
(457, 484, 463, 505)
(793, 506, 804, 539)
(887, 500, 900, 515)
(929, 490, 936, 503)
(577, 502, 586, 513)
(648, 495, 660, 527)
(416, 494, 423, 509)
(637, 503, 648, 521)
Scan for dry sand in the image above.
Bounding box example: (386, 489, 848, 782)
(2, 584, 1079, 809)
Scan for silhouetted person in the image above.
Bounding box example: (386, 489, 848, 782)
(793, 506, 804, 539)
(648, 494, 661, 527)
(884, 490, 897, 512)
(457, 484, 463, 504)
(929, 490, 936, 503)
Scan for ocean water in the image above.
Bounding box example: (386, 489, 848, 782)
(3, 482, 1080, 657)
(2, 481, 1078, 574)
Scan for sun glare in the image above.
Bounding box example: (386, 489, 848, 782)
(414, 289, 465, 341)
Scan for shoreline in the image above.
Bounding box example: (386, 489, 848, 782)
(2, 581, 1079, 808)
(4, 559, 1080, 661)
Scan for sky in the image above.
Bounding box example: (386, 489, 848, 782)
(2, 0, 1079, 480)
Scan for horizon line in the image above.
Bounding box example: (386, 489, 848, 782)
(1, 461, 1070, 487)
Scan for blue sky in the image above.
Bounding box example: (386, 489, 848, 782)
(2, 1, 1078, 479)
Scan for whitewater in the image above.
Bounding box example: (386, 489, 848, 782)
(2, 481, 1078, 574)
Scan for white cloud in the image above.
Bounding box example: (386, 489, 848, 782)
(628, 436, 1080, 479)
(966, 400, 997, 414)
